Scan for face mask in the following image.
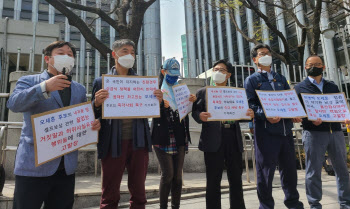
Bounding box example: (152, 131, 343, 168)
(212, 71, 227, 84)
(258, 55, 272, 67)
(117, 53, 135, 69)
(51, 55, 75, 75)
(307, 67, 323, 77)
(165, 74, 179, 85)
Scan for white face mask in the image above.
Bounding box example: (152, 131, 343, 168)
(51, 55, 75, 74)
(258, 55, 272, 67)
(117, 53, 135, 69)
(212, 71, 227, 84)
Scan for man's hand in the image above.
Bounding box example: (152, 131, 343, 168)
(312, 118, 322, 126)
(45, 75, 71, 92)
(94, 89, 109, 107)
(246, 109, 254, 118)
(189, 94, 197, 103)
(164, 100, 170, 108)
(199, 112, 212, 122)
(154, 90, 163, 103)
(267, 117, 281, 124)
(91, 119, 101, 131)
(292, 118, 302, 123)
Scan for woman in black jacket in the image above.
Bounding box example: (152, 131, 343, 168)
(151, 58, 196, 209)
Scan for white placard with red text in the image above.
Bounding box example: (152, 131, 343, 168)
(31, 102, 98, 167)
(206, 87, 251, 121)
(301, 93, 350, 122)
(102, 75, 160, 119)
(256, 89, 307, 118)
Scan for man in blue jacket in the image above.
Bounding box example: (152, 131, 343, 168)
(295, 55, 350, 209)
(244, 44, 304, 209)
(7, 41, 101, 209)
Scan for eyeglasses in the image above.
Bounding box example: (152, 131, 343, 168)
(305, 63, 323, 68)
(257, 52, 271, 57)
(213, 67, 228, 73)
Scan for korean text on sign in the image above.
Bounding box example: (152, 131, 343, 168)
(206, 87, 251, 121)
(173, 84, 193, 121)
(256, 89, 306, 118)
(301, 93, 350, 122)
(31, 102, 98, 167)
(102, 75, 160, 119)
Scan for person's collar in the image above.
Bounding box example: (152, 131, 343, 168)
(308, 76, 323, 85)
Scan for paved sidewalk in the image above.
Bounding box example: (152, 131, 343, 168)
(80, 170, 340, 209)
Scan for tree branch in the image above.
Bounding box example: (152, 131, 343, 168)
(60, 0, 119, 30)
(46, 0, 112, 61)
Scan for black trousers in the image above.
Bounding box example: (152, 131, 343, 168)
(13, 169, 75, 209)
(204, 128, 246, 209)
(154, 146, 185, 209)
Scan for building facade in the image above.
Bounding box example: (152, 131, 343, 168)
(184, 0, 350, 87)
(0, 0, 162, 90)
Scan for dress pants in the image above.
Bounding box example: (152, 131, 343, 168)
(255, 130, 304, 209)
(204, 127, 245, 209)
(13, 169, 75, 209)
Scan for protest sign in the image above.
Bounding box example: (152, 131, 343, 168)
(206, 87, 251, 121)
(102, 75, 160, 119)
(31, 102, 98, 167)
(256, 89, 307, 118)
(172, 84, 193, 121)
(301, 92, 350, 122)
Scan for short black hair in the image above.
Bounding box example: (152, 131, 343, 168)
(305, 55, 325, 65)
(44, 41, 76, 57)
(213, 59, 233, 73)
(251, 43, 272, 59)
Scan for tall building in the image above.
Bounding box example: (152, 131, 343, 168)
(0, 0, 162, 90)
(184, 0, 350, 87)
(181, 34, 188, 77)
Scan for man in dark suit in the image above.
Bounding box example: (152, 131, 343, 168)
(192, 59, 254, 209)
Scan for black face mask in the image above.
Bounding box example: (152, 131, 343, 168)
(306, 67, 323, 77)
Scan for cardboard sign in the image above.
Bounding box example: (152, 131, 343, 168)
(173, 84, 193, 121)
(102, 75, 160, 119)
(31, 102, 98, 167)
(206, 86, 251, 121)
(301, 92, 350, 122)
(256, 89, 307, 118)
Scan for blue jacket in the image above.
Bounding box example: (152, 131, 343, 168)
(91, 67, 152, 159)
(294, 77, 341, 132)
(7, 71, 87, 177)
(244, 71, 293, 136)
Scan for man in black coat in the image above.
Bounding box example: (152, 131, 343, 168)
(192, 59, 254, 209)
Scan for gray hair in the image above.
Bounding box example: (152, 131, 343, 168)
(112, 39, 135, 51)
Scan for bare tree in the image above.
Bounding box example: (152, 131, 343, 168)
(45, 0, 157, 63)
(202, 0, 350, 68)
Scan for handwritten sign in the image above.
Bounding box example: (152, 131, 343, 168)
(102, 75, 160, 119)
(256, 89, 306, 118)
(31, 102, 98, 167)
(173, 84, 193, 121)
(301, 93, 350, 122)
(206, 87, 251, 121)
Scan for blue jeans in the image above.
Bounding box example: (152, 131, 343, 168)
(303, 130, 350, 209)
